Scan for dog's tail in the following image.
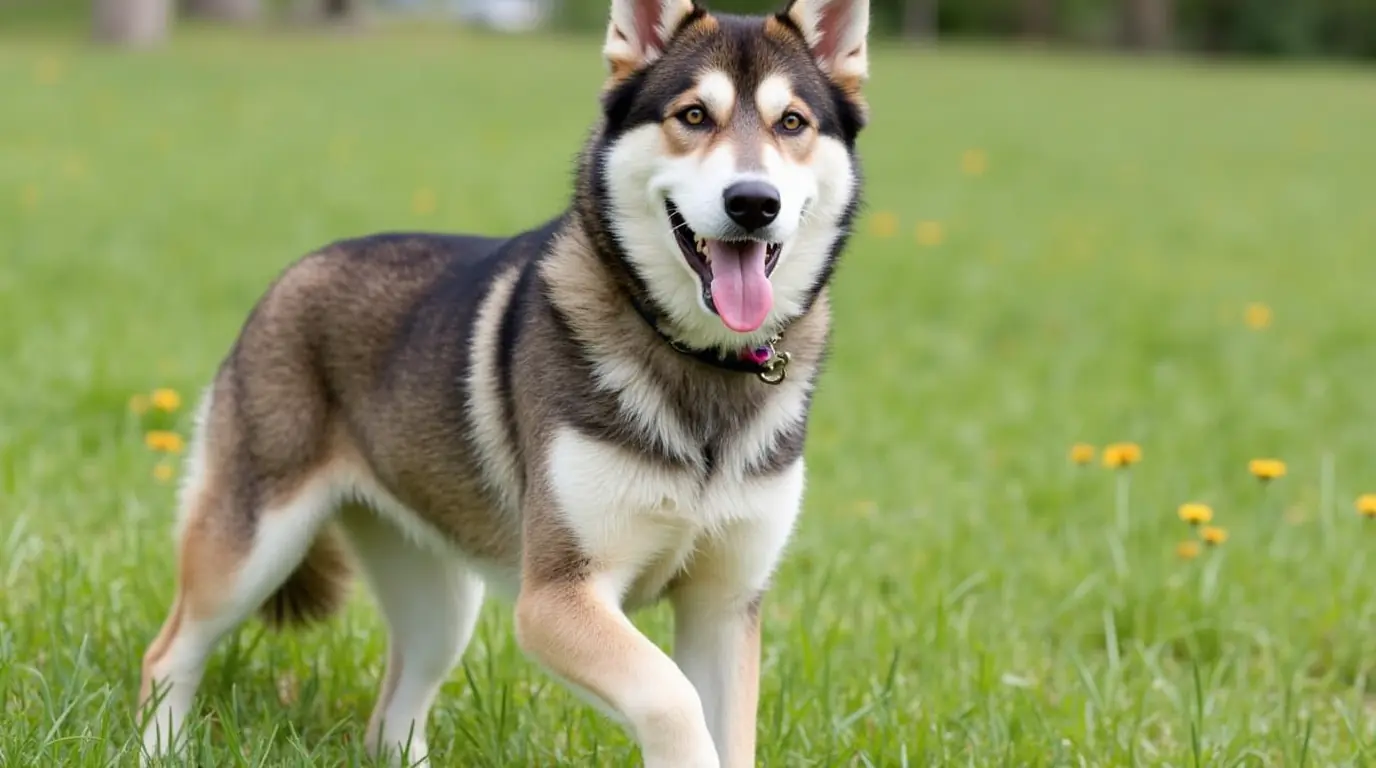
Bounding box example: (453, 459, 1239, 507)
(258, 523, 353, 629)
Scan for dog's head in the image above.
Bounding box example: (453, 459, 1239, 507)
(592, 0, 868, 349)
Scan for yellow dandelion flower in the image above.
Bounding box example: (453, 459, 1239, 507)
(128, 394, 150, 416)
(1244, 302, 1272, 330)
(850, 500, 877, 518)
(1200, 526, 1228, 546)
(915, 220, 944, 248)
(411, 187, 437, 216)
(1101, 442, 1142, 469)
(144, 430, 185, 454)
(153, 463, 175, 483)
(34, 55, 64, 86)
(482, 129, 507, 151)
(328, 134, 355, 164)
(869, 211, 897, 239)
(62, 155, 86, 180)
(960, 149, 988, 177)
(1178, 502, 1213, 526)
(1068, 443, 1095, 465)
(1248, 458, 1286, 481)
(1176, 540, 1201, 560)
(151, 388, 182, 413)
(1356, 494, 1376, 518)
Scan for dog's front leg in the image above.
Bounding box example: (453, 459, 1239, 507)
(671, 581, 763, 768)
(516, 579, 718, 767)
(670, 462, 808, 768)
(514, 485, 718, 767)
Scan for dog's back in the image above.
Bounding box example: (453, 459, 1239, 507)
(186, 226, 555, 598)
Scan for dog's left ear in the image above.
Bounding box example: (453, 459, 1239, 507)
(603, 0, 699, 84)
(780, 0, 869, 95)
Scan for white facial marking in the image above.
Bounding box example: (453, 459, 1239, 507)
(756, 137, 852, 321)
(601, 70, 858, 350)
(696, 70, 736, 121)
(755, 74, 794, 123)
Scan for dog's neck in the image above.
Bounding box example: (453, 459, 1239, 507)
(540, 217, 830, 390)
(623, 287, 793, 381)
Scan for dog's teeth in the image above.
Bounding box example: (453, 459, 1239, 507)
(695, 237, 707, 256)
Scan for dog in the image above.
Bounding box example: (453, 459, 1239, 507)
(138, 0, 869, 763)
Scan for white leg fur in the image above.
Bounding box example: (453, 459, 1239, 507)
(140, 612, 217, 761)
(339, 506, 485, 766)
(140, 479, 337, 761)
(672, 593, 758, 768)
(672, 461, 805, 767)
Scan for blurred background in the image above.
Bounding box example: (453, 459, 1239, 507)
(4, 0, 1376, 764)
(4, 0, 1373, 59)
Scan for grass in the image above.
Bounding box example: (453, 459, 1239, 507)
(4, 21, 1376, 767)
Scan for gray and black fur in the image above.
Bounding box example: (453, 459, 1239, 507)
(139, 0, 871, 763)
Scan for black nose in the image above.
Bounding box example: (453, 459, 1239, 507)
(723, 181, 781, 232)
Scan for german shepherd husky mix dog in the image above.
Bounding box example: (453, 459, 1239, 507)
(138, 0, 869, 763)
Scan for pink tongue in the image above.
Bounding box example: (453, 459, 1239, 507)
(706, 239, 773, 332)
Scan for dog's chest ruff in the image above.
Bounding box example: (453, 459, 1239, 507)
(547, 426, 804, 607)
(583, 339, 813, 475)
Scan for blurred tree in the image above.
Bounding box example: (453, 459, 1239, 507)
(5, 0, 1367, 60)
(902, 0, 937, 39)
(322, 0, 361, 17)
(1122, 0, 1173, 49)
(185, 0, 261, 20)
(1020, 0, 1052, 38)
(93, 0, 171, 44)
(288, 0, 361, 21)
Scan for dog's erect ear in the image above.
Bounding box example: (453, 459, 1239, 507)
(603, 0, 698, 84)
(781, 0, 869, 94)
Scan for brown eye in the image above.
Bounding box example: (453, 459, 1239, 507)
(779, 112, 806, 134)
(679, 106, 708, 127)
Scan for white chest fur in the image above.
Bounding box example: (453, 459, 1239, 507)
(547, 427, 805, 608)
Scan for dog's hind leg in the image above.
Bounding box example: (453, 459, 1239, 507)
(337, 504, 485, 766)
(138, 441, 342, 760)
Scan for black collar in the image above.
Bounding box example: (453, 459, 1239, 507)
(627, 291, 792, 384)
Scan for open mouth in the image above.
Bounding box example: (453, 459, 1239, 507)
(666, 201, 782, 333)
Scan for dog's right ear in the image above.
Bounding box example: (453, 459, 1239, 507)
(603, 0, 698, 84)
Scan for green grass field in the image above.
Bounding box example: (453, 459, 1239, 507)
(4, 23, 1376, 766)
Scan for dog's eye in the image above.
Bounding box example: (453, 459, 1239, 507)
(778, 112, 807, 134)
(678, 106, 709, 128)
